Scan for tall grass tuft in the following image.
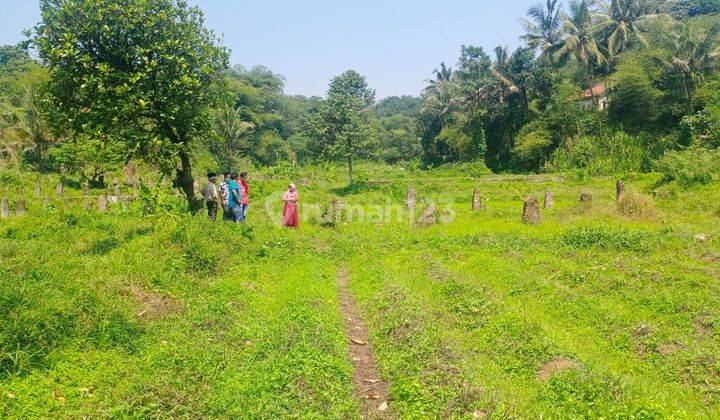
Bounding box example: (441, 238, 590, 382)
(617, 190, 656, 219)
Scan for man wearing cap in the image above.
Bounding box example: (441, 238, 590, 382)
(203, 172, 219, 220)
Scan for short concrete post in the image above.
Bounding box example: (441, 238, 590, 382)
(34, 182, 41, 198)
(98, 195, 107, 212)
(616, 180, 625, 201)
(59, 163, 67, 184)
(417, 203, 437, 226)
(322, 199, 344, 227)
(113, 178, 121, 197)
(193, 180, 200, 197)
(472, 188, 483, 211)
(406, 187, 416, 212)
(544, 189, 554, 208)
(16, 200, 26, 217)
(522, 196, 541, 225)
(124, 163, 137, 186)
(1, 197, 9, 218)
(55, 183, 64, 197)
(82, 182, 90, 196)
(43, 196, 50, 207)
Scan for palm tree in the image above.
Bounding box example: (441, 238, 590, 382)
(424, 62, 454, 93)
(595, 0, 668, 54)
(422, 63, 463, 125)
(520, 0, 565, 53)
(661, 22, 720, 107)
(213, 105, 255, 167)
(18, 86, 53, 172)
(432, 62, 453, 82)
(554, 0, 607, 105)
(421, 78, 461, 127)
(0, 99, 26, 168)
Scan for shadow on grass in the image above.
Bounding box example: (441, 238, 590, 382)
(87, 237, 121, 255)
(330, 181, 382, 197)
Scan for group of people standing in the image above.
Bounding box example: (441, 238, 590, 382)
(202, 172, 299, 228)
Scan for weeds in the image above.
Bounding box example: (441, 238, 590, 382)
(617, 190, 656, 219)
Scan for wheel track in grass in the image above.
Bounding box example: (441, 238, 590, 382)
(336, 267, 393, 419)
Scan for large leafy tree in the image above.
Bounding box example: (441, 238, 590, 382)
(310, 70, 375, 185)
(32, 0, 229, 212)
(555, 0, 607, 105)
(520, 0, 565, 53)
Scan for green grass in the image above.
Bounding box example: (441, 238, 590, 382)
(1, 164, 719, 417)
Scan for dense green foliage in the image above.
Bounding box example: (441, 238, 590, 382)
(308, 70, 376, 185)
(31, 0, 229, 210)
(0, 0, 719, 181)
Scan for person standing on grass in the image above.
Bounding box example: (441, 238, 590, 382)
(202, 172, 219, 220)
(219, 172, 232, 222)
(239, 172, 250, 219)
(228, 173, 245, 223)
(282, 183, 299, 228)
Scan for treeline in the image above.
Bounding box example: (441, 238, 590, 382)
(1, 0, 719, 193)
(418, 0, 720, 174)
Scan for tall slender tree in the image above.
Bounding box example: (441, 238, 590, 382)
(520, 0, 566, 53)
(213, 105, 255, 168)
(555, 0, 607, 105)
(661, 22, 720, 107)
(595, 0, 668, 54)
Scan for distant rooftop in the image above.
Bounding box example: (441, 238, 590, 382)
(580, 84, 607, 99)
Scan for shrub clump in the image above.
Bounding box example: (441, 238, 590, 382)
(617, 191, 656, 219)
(655, 148, 720, 187)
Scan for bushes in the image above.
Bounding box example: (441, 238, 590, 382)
(608, 58, 662, 132)
(547, 132, 648, 176)
(513, 125, 553, 171)
(682, 78, 720, 149)
(655, 148, 720, 186)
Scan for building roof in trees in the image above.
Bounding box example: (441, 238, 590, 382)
(580, 84, 607, 99)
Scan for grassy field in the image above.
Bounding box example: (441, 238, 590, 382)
(1, 164, 719, 418)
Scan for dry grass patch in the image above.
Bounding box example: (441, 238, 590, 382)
(130, 285, 183, 321)
(617, 190, 656, 219)
(538, 357, 580, 381)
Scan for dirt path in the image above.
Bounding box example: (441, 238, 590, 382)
(336, 268, 393, 418)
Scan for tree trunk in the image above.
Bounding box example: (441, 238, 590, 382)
(682, 76, 692, 111)
(347, 154, 354, 186)
(585, 66, 597, 107)
(176, 149, 201, 213)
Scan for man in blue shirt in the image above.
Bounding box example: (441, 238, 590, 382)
(227, 173, 245, 223)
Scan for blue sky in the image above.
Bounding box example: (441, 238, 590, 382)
(1, 0, 529, 98)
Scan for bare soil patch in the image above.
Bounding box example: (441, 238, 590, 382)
(657, 342, 686, 356)
(337, 268, 393, 418)
(130, 285, 183, 321)
(538, 357, 580, 381)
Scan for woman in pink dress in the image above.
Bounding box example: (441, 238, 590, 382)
(282, 183, 299, 228)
